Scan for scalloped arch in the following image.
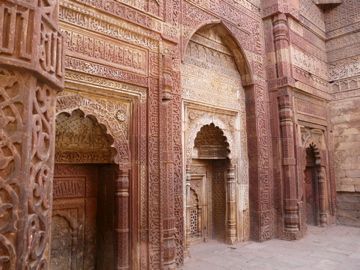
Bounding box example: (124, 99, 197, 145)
(56, 94, 130, 165)
(186, 115, 234, 164)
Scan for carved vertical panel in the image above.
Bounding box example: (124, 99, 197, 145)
(0, 69, 25, 270)
(0, 71, 58, 269)
(160, 55, 176, 269)
(212, 167, 226, 241)
(23, 83, 57, 269)
(115, 168, 130, 270)
(148, 77, 161, 269)
(0, 1, 63, 268)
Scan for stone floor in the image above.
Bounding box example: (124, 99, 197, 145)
(183, 225, 360, 270)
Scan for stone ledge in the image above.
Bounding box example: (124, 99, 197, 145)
(313, 0, 342, 9)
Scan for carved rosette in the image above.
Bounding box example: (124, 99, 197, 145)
(0, 1, 63, 269)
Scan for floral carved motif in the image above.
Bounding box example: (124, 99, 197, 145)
(0, 69, 21, 270)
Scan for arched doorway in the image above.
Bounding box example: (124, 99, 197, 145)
(304, 145, 319, 225)
(50, 110, 116, 270)
(186, 124, 233, 245)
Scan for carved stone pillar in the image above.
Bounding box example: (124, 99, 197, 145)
(318, 166, 328, 226)
(0, 1, 63, 269)
(278, 93, 300, 236)
(273, 13, 300, 238)
(160, 55, 176, 269)
(273, 13, 292, 78)
(226, 165, 237, 244)
(115, 168, 130, 270)
(185, 164, 192, 253)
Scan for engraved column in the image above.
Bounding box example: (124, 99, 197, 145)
(160, 55, 176, 269)
(115, 168, 130, 270)
(278, 93, 300, 234)
(0, 1, 64, 269)
(318, 165, 328, 226)
(273, 13, 300, 238)
(226, 165, 237, 244)
(185, 164, 192, 253)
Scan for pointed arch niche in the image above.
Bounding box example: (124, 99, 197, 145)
(181, 22, 262, 251)
(300, 127, 332, 229)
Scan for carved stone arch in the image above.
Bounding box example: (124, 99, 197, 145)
(181, 18, 265, 243)
(182, 21, 253, 86)
(56, 94, 130, 165)
(301, 127, 327, 165)
(55, 109, 115, 164)
(186, 116, 235, 165)
(194, 123, 230, 159)
(182, 18, 221, 58)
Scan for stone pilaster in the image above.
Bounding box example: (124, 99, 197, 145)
(272, 13, 302, 239)
(226, 165, 237, 244)
(160, 55, 176, 269)
(115, 168, 130, 270)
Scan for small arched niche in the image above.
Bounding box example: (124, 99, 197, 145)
(303, 143, 328, 227)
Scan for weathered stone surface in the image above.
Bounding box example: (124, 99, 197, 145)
(327, 0, 360, 228)
(1, 0, 360, 269)
(337, 192, 360, 227)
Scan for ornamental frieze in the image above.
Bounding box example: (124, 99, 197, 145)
(59, 2, 160, 51)
(64, 56, 148, 87)
(62, 28, 148, 75)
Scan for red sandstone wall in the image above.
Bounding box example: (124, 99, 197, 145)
(263, 0, 337, 239)
(59, 0, 273, 268)
(326, 0, 360, 226)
